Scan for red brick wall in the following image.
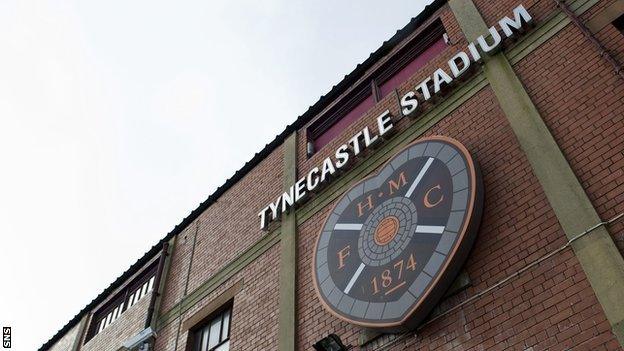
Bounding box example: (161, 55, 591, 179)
(159, 144, 284, 315)
(154, 241, 280, 351)
(293, 2, 624, 350)
(512, 8, 624, 254)
(152, 1, 624, 350)
(297, 83, 622, 350)
(42, 2, 624, 351)
(160, 224, 197, 319)
(82, 292, 152, 351)
(154, 142, 284, 351)
(471, 0, 556, 29)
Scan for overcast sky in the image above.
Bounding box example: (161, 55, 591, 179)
(0, 1, 432, 349)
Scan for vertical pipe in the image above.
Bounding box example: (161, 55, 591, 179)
(145, 242, 170, 329)
(553, 0, 624, 80)
(173, 221, 200, 350)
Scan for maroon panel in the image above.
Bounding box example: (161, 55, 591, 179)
(313, 95, 374, 151)
(312, 37, 446, 153)
(379, 37, 447, 98)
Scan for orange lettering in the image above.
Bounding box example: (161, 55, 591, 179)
(337, 245, 350, 269)
(357, 195, 374, 217)
(424, 184, 444, 208)
(407, 253, 417, 271)
(388, 172, 407, 195)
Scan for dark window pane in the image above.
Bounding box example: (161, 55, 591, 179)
(201, 325, 210, 351)
(221, 309, 230, 340)
(194, 329, 203, 351)
(614, 14, 624, 33)
(191, 306, 232, 351)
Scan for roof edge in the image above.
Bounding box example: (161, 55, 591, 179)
(38, 1, 446, 349)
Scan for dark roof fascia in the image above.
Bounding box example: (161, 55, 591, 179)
(38, 1, 446, 349)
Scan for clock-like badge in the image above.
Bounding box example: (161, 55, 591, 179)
(312, 136, 483, 331)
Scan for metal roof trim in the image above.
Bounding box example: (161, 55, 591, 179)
(38, 1, 445, 349)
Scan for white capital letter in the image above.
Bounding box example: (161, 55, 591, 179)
(448, 51, 471, 78)
(400, 91, 419, 116)
(477, 26, 502, 53)
(377, 110, 393, 136)
(258, 206, 271, 230)
(433, 68, 453, 93)
(499, 5, 532, 38)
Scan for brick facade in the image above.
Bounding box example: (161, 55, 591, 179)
(41, 0, 624, 350)
(83, 293, 153, 351)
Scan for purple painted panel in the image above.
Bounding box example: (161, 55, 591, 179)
(314, 95, 374, 151)
(379, 37, 447, 98)
(312, 37, 446, 153)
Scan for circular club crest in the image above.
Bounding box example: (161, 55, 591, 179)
(312, 136, 483, 331)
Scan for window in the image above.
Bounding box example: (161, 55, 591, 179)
(85, 265, 157, 342)
(375, 20, 447, 99)
(307, 19, 446, 155)
(191, 306, 232, 351)
(308, 90, 374, 153)
(127, 275, 155, 309)
(614, 14, 624, 34)
(94, 298, 125, 333)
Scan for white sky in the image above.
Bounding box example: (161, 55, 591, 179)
(0, 1, 432, 349)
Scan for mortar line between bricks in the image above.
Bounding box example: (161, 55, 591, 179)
(157, 228, 281, 328)
(373, 212, 624, 351)
(155, 0, 601, 338)
(172, 221, 200, 351)
(156, 10, 568, 328)
(294, 0, 591, 228)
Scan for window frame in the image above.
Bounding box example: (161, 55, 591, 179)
(86, 293, 126, 341)
(306, 19, 446, 156)
(306, 85, 373, 153)
(84, 263, 158, 342)
(373, 19, 446, 92)
(187, 302, 233, 351)
(125, 269, 156, 309)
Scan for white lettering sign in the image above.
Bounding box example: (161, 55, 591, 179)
(258, 4, 532, 230)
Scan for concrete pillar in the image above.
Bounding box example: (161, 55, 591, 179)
(278, 132, 298, 351)
(70, 314, 89, 351)
(448, 0, 624, 343)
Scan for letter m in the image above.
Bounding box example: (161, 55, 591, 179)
(499, 5, 533, 38)
(388, 172, 407, 195)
